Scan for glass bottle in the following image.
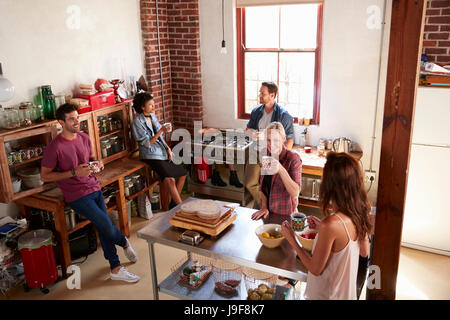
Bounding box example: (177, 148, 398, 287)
(44, 94, 57, 119)
(41, 85, 53, 119)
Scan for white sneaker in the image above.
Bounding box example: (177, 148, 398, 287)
(110, 266, 140, 283)
(123, 237, 138, 263)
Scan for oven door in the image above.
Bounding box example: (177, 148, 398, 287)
(300, 176, 321, 201)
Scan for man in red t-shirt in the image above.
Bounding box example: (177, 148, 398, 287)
(41, 103, 140, 283)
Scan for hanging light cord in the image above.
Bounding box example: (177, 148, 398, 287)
(222, 0, 225, 45)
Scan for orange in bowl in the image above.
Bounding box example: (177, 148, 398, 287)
(255, 224, 284, 249)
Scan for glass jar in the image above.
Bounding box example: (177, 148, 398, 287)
(101, 139, 112, 158)
(131, 174, 143, 193)
(3, 107, 20, 129)
(18, 102, 33, 126)
(33, 105, 43, 122)
(101, 118, 108, 135)
(124, 177, 134, 197)
(0, 107, 5, 129)
(110, 136, 120, 154)
(111, 118, 118, 131)
(107, 117, 114, 132)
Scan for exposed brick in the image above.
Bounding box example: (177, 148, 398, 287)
(428, 33, 450, 40)
(430, 0, 450, 8)
(439, 41, 450, 46)
(425, 47, 448, 55)
(425, 25, 439, 32)
(426, 9, 442, 15)
(436, 55, 450, 62)
(428, 16, 450, 24)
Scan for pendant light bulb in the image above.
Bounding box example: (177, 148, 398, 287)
(221, 40, 227, 55)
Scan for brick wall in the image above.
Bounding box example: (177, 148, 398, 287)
(140, 0, 173, 123)
(140, 0, 203, 134)
(423, 0, 450, 64)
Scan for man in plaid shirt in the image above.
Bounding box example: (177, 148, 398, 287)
(251, 122, 302, 219)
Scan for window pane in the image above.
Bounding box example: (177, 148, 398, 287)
(245, 6, 279, 49)
(280, 4, 318, 49)
(278, 53, 315, 119)
(245, 52, 278, 114)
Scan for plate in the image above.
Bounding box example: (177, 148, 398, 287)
(117, 86, 128, 99)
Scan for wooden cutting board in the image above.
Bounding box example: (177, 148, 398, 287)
(169, 212, 237, 237)
(173, 210, 232, 228)
(175, 206, 232, 225)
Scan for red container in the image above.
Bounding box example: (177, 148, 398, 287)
(18, 229, 58, 289)
(77, 90, 116, 111)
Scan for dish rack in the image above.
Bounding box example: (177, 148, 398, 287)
(242, 267, 277, 300)
(171, 253, 214, 289)
(212, 260, 242, 297)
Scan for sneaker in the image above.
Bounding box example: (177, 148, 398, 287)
(110, 266, 140, 283)
(123, 238, 138, 263)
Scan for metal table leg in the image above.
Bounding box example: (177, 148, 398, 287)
(148, 241, 159, 300)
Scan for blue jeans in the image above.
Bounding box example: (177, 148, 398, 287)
(68, 190, 127, 270)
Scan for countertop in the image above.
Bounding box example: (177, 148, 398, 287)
(137, 197, 308, 281)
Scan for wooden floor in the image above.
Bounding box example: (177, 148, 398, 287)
(3, 195, 449, 300)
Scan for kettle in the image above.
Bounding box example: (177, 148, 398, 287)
(332, 137, 352, 153)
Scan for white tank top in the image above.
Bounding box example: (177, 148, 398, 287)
(304, 214, 360, 300)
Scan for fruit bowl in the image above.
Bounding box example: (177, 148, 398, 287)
(255, 224, 284, 249)
(295, 227, 318, 251)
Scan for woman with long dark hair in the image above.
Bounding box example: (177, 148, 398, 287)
(131, 92, 187, 207)
(281, 152, 372, 299)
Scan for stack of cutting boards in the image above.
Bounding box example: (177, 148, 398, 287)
(169, 200, 237, 236)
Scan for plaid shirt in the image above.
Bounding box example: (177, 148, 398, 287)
(260, 147, 302, 216)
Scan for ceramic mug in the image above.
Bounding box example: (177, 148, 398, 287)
(290, 212, 307, 232)
(163, 122, 172, 133)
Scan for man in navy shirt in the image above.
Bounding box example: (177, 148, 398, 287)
(245, 82, 294, 209)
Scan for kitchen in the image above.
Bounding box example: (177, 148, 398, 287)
(0, 0, 449, 302)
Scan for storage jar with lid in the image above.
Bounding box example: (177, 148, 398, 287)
(101, 139, 112, 158)
(131, 174, 143, 193)
(107, 117, 114, 132)
(110, 136, 120, 154)
(3, 107, 20, 129)
(150, 193, 161, 212)
(124, 177, 134, 197)
(18, 102, 33, 126)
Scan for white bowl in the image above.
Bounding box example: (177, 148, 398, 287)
(295, 228, 318, 251)
(255, 224, 284, 249)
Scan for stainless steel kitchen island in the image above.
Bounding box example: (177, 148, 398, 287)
(137, 197, 308, 300)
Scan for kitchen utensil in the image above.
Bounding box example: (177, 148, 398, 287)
(332, 137, 352, 153)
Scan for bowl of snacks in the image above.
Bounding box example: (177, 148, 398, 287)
(255, 224, 284, 249)
(243, 267, 277, 300)
(295, 227, 318, 251)
(212, 260, 242, 297)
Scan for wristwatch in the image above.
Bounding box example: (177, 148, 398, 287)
(71, 169, 76, 177)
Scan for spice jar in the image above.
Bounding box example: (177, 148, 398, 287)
(107, 117, 114, 132)
(124, 177, 134, 197)
(101, 118, 108, 135)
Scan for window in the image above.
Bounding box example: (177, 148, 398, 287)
(237, 4, 323, 124)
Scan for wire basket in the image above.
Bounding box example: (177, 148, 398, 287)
(242, 267, 277, 300)
(212, 260, 242, 297)
(170, 253, 214, 289)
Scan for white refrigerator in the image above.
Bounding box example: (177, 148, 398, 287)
(402, 87, 450, 256)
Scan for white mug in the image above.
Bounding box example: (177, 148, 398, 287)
(163, 122, 172, 132)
